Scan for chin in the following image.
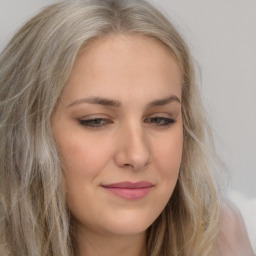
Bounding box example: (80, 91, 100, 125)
(100, 209, 160, 236)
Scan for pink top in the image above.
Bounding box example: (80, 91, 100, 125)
(213, 199, 254, 256)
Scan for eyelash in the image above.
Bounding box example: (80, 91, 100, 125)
(79, 118, 111, 128)
(144, 117, 175, 126)
(78, 116, 175, 128)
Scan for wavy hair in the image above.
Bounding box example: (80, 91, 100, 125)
(0, 0, 222, 255)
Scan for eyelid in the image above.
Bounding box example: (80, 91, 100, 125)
(144, 113, 176, 126)
(80, 113, 108, 119)
(145, 112, 175, 119)
(78, 114, 113, 128)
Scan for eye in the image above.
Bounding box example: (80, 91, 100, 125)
(144, 116, 175, 126)
(79, 118, 112, 128)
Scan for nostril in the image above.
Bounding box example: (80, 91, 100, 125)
(113, 128, 151, 170)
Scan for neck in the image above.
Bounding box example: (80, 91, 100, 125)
(74, 225, 147, 256)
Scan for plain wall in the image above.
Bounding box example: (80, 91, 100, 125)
(0, 0, 255, 197)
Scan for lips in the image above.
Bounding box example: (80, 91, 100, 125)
(101, 181, 154, 200)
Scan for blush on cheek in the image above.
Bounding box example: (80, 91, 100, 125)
(155, 140, 182, 170)
(61, 142, 111, 179)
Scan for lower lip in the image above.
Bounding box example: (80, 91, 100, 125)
(102, 187, 152, 200)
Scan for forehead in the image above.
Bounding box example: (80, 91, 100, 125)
(76, 33, 180, 74)
(62, 34, 182, 104)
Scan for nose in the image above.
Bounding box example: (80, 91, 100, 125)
(113, 124, 151, 171)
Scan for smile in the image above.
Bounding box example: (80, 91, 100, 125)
(101, 181, 154, 200)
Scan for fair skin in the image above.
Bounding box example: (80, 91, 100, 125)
(52, 34, 183, 256)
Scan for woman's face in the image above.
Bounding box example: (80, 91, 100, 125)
(52, 34, 183, 237)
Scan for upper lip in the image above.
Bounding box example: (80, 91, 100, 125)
(101, 181, 154, 189)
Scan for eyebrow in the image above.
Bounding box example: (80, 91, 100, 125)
(67, 97, 121, 108)
(66, 95, 181, 109)
(146, 95, 181, 108)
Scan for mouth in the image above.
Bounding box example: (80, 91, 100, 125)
(101, 181, 154, 200)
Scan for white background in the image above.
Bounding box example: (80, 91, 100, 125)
(0, 0, 256, 251)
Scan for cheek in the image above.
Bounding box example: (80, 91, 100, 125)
(155, 128, 183, 174)
(152, 127, 183, 198)
(58, 135, 114, 211)
(57, 134, 113, 178)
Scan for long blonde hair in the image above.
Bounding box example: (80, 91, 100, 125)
(0, 0, 222, 255)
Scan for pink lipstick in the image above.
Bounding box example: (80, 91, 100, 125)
(101, 181, 153, 200)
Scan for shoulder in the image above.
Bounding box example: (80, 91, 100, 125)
(213, 198, 254, 256)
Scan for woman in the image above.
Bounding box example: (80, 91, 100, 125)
(0, 0, 253, 255)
